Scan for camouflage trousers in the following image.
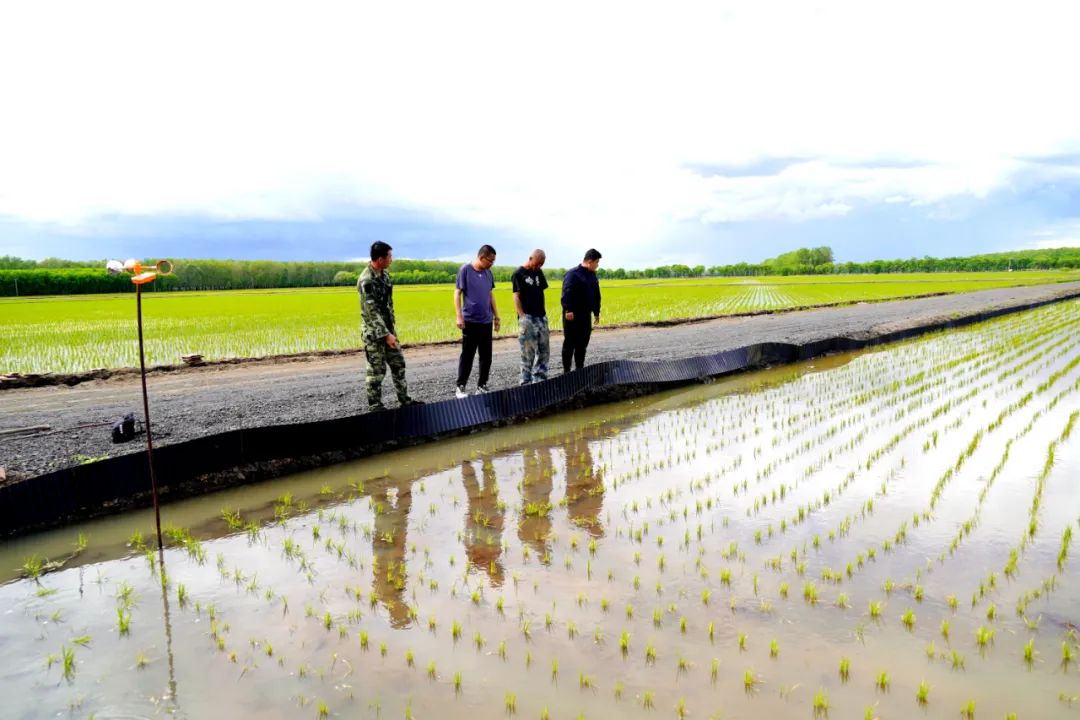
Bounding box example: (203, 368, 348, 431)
(518, 314, 550, 384)
(364, 336, 409, 408)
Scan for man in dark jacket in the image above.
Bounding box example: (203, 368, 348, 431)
(560, 248, 602, 372)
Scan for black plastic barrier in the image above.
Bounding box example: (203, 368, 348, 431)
(2, 291, 1076, 537)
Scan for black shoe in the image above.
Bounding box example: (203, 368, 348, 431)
(368, 403, 387, 412)
(400, 398, 424, 406)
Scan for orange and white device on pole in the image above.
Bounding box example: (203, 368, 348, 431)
(106, 258, 174, 550)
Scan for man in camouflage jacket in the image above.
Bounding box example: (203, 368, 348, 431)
(358, 241, 416, 410)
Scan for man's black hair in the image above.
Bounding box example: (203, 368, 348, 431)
(370, 241, 393, 261)
(584, 248, 602, 262)
(478, 244, 497, 259)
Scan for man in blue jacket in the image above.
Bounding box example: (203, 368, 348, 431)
(560, 248, 602, 372)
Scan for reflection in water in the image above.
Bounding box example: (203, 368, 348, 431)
(370, 477, 412, 628)
(157, 546, 180, 715)
(461, 458, 505, 586)
(562, 433, 605, 538)
(518, 446, 554, 558)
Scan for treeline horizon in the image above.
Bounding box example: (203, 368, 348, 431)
(1, 246, 1079, 297)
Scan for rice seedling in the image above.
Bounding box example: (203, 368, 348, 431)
(738, 631, 747, 651)
(743, 668, 757, 691)
(916, 680, 929, 705)
(960, 699, 975, 719)
(901, 608, 915, 629)
(951, 650, 965, 670)
(1023, 639, 1036, 665)
(876, 671, 889, 691)
(869, 600, 882, 619)
(642, 690, 655, 709)
(769, 639, 779, 658)
(454, 672, 463, 693)
(812, 688, 829, 716)
(975, 625, 995, 648)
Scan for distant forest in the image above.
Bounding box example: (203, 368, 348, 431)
(1, 247, 1078, 297)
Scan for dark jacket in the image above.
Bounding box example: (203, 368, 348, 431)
(561, 265, 601, 319)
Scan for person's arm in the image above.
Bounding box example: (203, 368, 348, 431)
(511, 272, 524, 318)
(385, 277, 399, 347)
(454, 288, 465, 329)
(562, 271, 576, 321)
(490, 291, 501, 332)
(593, 276, 601, 323)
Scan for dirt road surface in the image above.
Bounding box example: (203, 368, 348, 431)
(3, 281, 1080, 480)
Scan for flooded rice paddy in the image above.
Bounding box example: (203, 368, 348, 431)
(3, 300, 1080, 719)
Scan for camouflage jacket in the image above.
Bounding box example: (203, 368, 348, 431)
(357, 265, 395, 340)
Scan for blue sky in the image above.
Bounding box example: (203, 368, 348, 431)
(2, 2, 1079, 269)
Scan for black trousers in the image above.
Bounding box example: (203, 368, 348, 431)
(562, 316, 593, 372)
(457, 321, 493, 388)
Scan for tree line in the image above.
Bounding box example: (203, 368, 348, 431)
(1, 247, 1078, 296)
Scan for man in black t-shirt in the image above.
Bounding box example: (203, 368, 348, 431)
(511, 249, 550, 384)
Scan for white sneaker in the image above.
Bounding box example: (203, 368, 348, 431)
(475, 385, 489, 395)
(455, 385, 469, 399)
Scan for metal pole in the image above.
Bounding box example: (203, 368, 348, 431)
(137, 283, 164, 550)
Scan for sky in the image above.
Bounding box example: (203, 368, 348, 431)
(2, 1, 1080, 269)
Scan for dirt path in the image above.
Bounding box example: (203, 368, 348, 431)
(3, 281, 1080, 479)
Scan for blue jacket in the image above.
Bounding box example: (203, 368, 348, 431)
(561, 265, 601, 318)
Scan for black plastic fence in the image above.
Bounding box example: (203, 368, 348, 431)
(1, 291, 1076, 537)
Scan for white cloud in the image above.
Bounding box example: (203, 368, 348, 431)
(1020, 221, 1080, 250)
(1, 0, 1079, 260)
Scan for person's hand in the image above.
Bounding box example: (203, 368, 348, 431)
(494, 315, 502, 332)
(456, 315, 465, 330)
(565, 311, 575, 321)
(385, 334, 398, 349)
(594, 315, 601, 326)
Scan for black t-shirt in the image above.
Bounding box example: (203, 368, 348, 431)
(511, 267, 548, 317)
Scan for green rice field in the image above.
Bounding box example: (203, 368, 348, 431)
(2, 271, 1079, 374)
(1, 299, 1079, 718)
